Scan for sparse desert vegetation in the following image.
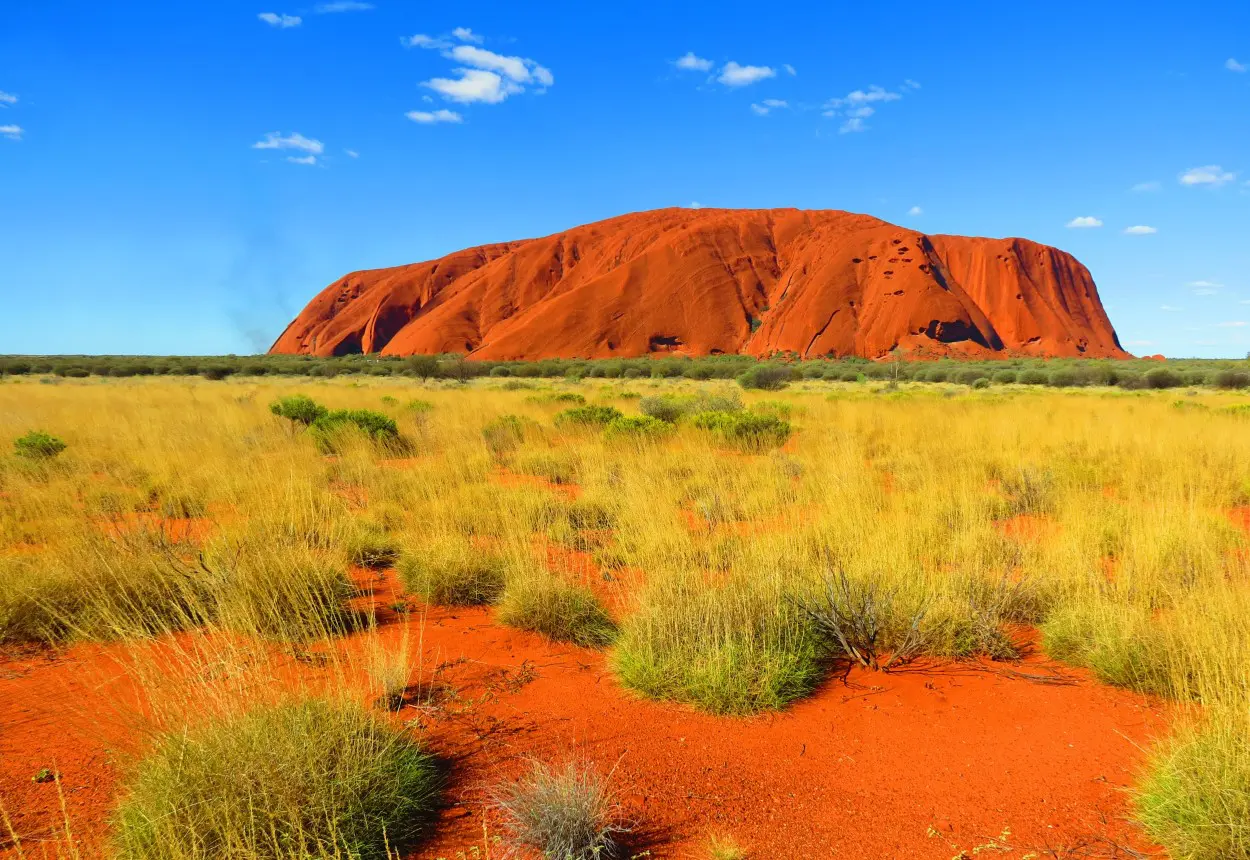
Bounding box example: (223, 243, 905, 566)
(1, 367, 1249, 858)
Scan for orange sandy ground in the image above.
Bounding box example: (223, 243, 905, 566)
(1, 583, 1168, 860)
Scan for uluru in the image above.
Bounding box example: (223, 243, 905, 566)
(270, 208, 1127, 361)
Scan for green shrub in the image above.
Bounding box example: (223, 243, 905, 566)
(553, 405, 623, 428)
(112, 698, 440, 860)
(497, 574, 616, 647)
(972, 378, 991, 390)
(13, 430, 67, 459)
(992, 370, 1018, 385)
(397, 537, 508, 606)
(493, 760, 627, 860)
(603, 415, 674, 442)
(1146, 367, 1186, 389)
(691, 410, 793, 451)
(269, 394, 328, 427)
(638, 391, 743, 423)
(1018, 369, 1048, 385)
(1213, 370, 1250, 390)
(308, 410, 400, 454)
(736, 363, 792, 391)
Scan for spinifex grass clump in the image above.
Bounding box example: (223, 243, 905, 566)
(497, 569, 617, 647)
(553, 405, 623, 429)
(602, 414, 673, 443)
(492, 760, 629, 860)
(397, 535, 509, 606)
(613, 571, 821, 715)
(309, 409, 401, 454)
(112, 698, 440, 860)
(268, 394, 328, 427)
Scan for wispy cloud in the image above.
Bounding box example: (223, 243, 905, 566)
(674, 52, 713, 72)
(406, 109, 463, 124)
(718, 62, 775, 87)
(1131, 180, 1161, 192)
(1065, 216, 1103, 228)
(1215, 321, 1247, 327)
(252, 131, 323, 154)
(908, 206, 923, 216)
(314, 1, 373, 11)
(689, 201, 703, 209)
(409, 32, 552, 106)
(258, 12, 301, 28)
(1227, 58, 1247, 73)
(783, 64, 797, 76)
(344, 149, 359, 158)
(750, 98, 788, 116)
(1160, 305, 1183, 312)
(823, 84, 913, 133)
(1179, 165, 1236, 187)
(0, 91, 16, 107)
(1123, 225, 1158, 235)
(286, 155, 317, 165)
(0, 124, 22, 141)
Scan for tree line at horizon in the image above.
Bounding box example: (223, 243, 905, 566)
(3, 352, 1250, 390)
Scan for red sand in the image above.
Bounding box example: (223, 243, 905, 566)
(269, 208, 1127, 362)
(1, 588, 1168, 859)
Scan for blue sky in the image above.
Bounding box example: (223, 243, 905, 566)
(1, 1, 1247, 357)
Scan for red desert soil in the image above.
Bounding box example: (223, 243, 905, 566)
(269, 207, 1128, 362)
(1, 589, 1168, 859)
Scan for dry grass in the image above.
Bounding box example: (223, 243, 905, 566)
(2, 375, 1250, 857)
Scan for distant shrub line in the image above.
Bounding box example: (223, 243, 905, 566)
(4, 352, 1250, 391)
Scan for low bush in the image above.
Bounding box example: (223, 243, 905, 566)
(112, 698, 440, 860)
(691, 410, 793, 451)
(1018, 369, 1048, 386)
(397, 537, 508, 606)
(492, 760, 629, 860)
(638, 391, 743, 423)
(554, 405, 623, 428)
(602, 414, 674, 443)
(1213, 370, 1250, 389)
(309, 409, 401, 454)
(497, 573, 616, 647)
(13, 430, 67, 459)
(736, 363, 792, 391)
(268, 394, 327, 427)
(993, 370, 1018, 385)
(1146, 368, 1185, 389)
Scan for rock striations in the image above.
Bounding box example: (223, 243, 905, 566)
(270, 208, 1127, 361)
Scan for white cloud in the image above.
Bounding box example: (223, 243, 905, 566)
(286, 155, 317, 165)
(412, 35, 553, 105)
(1131, 180, 1161, 192)
(908, 206, 923, 216)
(405, 34, 449, 49)
(452, 27, 482, 43)
(823, 84, 911, 133)
(1065, 216, 1103, 228)
(1216, 321, 1248, 327)
(718, 61, 775, 87)
(1227, 58, 1247, 73)
(689, 201, 703, 209)
(424, 69, 520, 104)
(344, 149, 359, 158)
(675, 52, 713, 72)
(0, 124, 22, 141)
(783, 64, 797, 76)
(406, 108, 463, 123)
(252, 131, 323, 154)
(258, 12, 301, 27)
(1160, 305, 1183, 311)
(0, 91, 16, 106)
(1179, 165, 1236, 187)
(751, 98, 789, 115)
(313, 1, 373, 11)
(1123, 225, 1158, 234)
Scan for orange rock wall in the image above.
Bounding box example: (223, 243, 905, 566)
(270, 208, 1126, 360)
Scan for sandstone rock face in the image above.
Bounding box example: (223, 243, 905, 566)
(270, 208, 1127, 360)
